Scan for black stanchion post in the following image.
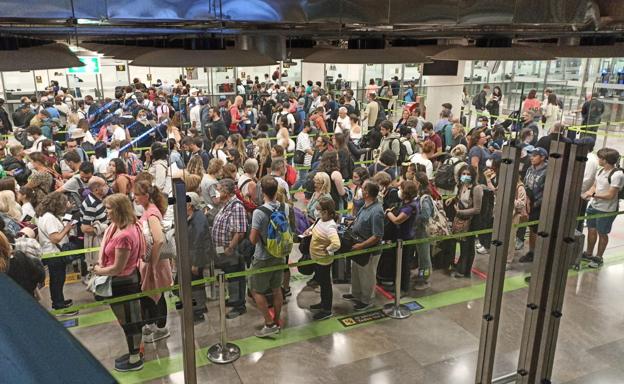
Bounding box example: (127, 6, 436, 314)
(383, 240, 411, 319)
(171, 179, 197, 384)
(207, 272, 241, 364)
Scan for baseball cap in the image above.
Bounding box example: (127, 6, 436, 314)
(529, 147, 548, 158)
(186, 192, 204, 209)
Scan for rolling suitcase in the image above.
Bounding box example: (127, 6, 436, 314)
(332, 258, 351, 284)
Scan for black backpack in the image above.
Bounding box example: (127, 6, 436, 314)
(604, 168, 624, 200)
(393, 138, 408, 166)
(435, 158, 463, 191)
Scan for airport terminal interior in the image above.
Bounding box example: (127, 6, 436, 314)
(2, 1, 624, 383)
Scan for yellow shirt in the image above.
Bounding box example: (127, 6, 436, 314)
(310, 219, 341, 266)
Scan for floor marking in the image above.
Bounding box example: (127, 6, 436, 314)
(111, 252, 624, 384)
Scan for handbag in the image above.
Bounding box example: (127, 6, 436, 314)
(451, 215, 472, 241)
(88, 275, 112, 297)
(293, 150, 306, 165)
(340, 225, 371, 267)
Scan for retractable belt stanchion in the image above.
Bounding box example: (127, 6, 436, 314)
(207, 260, 217, 300)
(207, 272, 241, 364)
(383, 240, 411, 319)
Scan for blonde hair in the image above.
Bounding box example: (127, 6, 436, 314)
(314, 171, 331, 195)
(257, 138, 271, 165)
(0, 190, 21, 221)
(207, 158, 224, 176)
(184, 174, 202, 193)
(104, 193, 136, 229)
(186, 156, 205, 177)
(0, 231, 10, 273)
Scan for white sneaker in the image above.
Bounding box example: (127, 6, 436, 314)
(255, 324, 280, 338)
(515, 239, 524, 251)
(142, 324, 155, 336)
(143, 327, 170, 343)
(476, 245, 488, 254)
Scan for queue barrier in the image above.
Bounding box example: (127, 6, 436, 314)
(48, 210, 623, 317)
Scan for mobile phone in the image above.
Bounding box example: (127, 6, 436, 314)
(63, 213, 73, 222)
(71, 219, 79, 225)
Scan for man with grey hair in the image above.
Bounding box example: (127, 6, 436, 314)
(212, 178, 249, 318)
(270, 158, 290, 199)
(80, 176, 110, 268)
(335, 106, 351, 133)
(185, 192, 211, 321)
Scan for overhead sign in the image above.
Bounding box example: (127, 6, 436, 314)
(67, 56, 100, 74)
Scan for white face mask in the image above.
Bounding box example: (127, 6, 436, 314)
(398, 190, 403, 200)
(214, 190, 221, 199)
(315, 209, 322, 218)
(485, 159, 493, 168)
(27, 135, 34, 141)
(48, 145, 56, 152)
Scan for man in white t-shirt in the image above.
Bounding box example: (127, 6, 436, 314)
(111, 124, 128, 142)
(335, 107, 351, 133)
(578, 138, 598, 232)
(294, 123, 314, 189)
(189, 97, 202, 130)
(581, 147, 624, 268)
(270, 158, 290, 200)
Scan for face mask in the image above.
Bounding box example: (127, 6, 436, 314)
(460, 175, 472, 184)
(27, 135, 34, 141)
(485, 159, 493, 168)
(398, 190, 403, 200)
(214, 190, 221, 199)
(48, 145, 56, 152)
(315, 209, 321, 218)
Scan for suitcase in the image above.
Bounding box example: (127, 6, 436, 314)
(332, 258, 351, 284)
(376, 248, 396, 284)
(569, 230, 585, 271)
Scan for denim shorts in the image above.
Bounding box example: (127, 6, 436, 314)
(586, 206, 617, 235)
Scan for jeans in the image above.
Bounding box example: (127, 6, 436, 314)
(293, 169, 308, 190)
(315, 263, 333, 311)
(46, 258, 67, 308)
(221, 261, 247, 309)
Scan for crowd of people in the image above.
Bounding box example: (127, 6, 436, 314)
(0, 75, 621, 373)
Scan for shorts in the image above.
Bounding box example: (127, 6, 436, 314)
(529, 207, 540, 233)
(249, 257, 285, 294)
(586, 206, 617, 235)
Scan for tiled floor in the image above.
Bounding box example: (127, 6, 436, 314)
(41, 213, 624, 383)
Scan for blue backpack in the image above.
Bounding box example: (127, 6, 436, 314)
(258, 204, 294, 258)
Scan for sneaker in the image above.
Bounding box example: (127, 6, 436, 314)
(353, 301, 372, 312)
(115, 354, 129, 364)
(193, 313, 205, 323)
(306, 279, 319, 288)
(225, 307, 246, 319)
(282, 287, 292, 297)
(476, 245, 489, 254)
(53, 302, 78, 316)
(255, 323, 280, 338)
(588, 257, 604, 268)
(142, 324, 155, 336)
(450, 271, 469, 279)
(309, 302, 323, 310)
(114, 356, 144, 372)
(143, 327, 170, 343)
(342, 293, 357, 301)
(519, 251, 534, 263)
(312, 310, 333, 321)
(515, 238, 525, 251)
(63, 299, 73, 307)
(413, 280, 431, 291)
(581, 252, 594, 261)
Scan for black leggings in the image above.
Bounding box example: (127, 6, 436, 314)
(315, 263, 333, 311)
(105, 272, 142, 355)
(46, 258, 67, 308)
(141, 295, 168, 329)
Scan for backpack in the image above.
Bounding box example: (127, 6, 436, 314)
(235, 179, 258, 213)
(258, 203, 294, 258)
(172, 95, 180, 111)
(293, 207, 310, 236)
(221, 106, 232, 128)
(604, 168, 624, 200)
(375, 100, 386, 127)
(294, 108, 304, 134)
(392, 138, 408, 166)
(435, 158, 463, 191)
(420, 194, 450, 237)
(285, 164, 298, 187)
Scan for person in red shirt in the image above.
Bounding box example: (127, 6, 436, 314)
(310, 107, 327, 133)
(229, 96, 243, 134)
(423, 122, 442, 154)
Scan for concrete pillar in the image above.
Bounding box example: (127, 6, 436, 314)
(423, 61, 466, 122)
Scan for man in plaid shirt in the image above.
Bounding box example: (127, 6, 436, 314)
(211, 178, 248, 319)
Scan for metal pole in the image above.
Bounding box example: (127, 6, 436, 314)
(207, 272, 241, 364)
(383, 240, 411, 319)
(126, 60, 131, 85)
(0, 72, 7, 105)
(475, 145, 520, 384)
(602, 120, 609, 148)
(207, 259, 217, 300)
(171, 179, 197, 384)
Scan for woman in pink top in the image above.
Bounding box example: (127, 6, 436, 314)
(92, 193, 146, 372)
(522, 89, 541, 114)
(134, 180, 173, 344)
(366, 78, 379, 97)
